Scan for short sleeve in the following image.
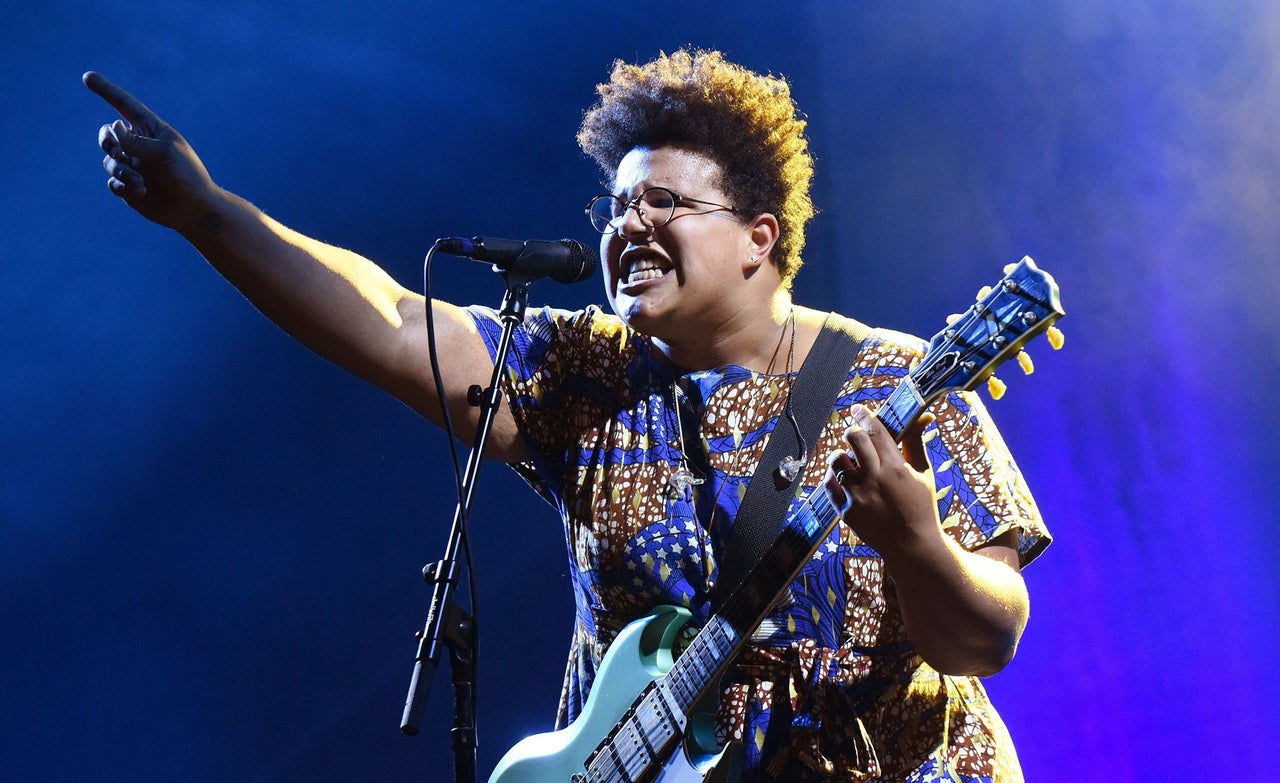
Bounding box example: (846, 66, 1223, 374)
(925, 388, 1051, 566)
(464, 304, 644, 507)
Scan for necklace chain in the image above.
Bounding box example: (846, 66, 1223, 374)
(666, 307, 804, 501)
(777, 308, 807, 483)
(668, 380, 704, 502)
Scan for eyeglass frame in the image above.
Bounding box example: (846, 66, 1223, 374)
(585, 186, 738, 234)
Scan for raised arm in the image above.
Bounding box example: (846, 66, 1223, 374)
(84, 72, 525, 462)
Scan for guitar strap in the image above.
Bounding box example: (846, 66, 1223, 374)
(711, 314, 869, 611)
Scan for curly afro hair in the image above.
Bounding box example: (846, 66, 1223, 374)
(577, 49, 815, 287)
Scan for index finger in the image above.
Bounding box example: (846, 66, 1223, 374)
(841, 405, 883, 474)
(82, 71, 160, 127)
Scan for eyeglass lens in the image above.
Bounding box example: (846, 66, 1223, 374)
(588, 188, 678, 233)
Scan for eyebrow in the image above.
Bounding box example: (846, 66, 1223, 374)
(611, 182, 681, 198)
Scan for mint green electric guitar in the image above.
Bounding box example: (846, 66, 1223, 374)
(490, 257, 1064, 783)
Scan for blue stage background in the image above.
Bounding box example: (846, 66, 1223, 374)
(4, 1, 1277, 780)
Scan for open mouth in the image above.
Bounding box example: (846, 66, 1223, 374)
(621, 253, 673, 286)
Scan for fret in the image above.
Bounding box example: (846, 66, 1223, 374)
(710, 617, 739, 655)
(654, 616, 736, 715)
(669, 653, 700, 703)
(687, 648, 708, 683)
(679, 661, 699, 706)
(876, 379, 923, 441)
(653, 679, 683, 728)
(668, 666, 694, 710)
(793, 494, 827, 538)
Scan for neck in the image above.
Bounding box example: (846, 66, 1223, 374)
(653, 290, 797, 373)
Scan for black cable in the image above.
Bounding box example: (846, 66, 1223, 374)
(421, 243, 479, 741)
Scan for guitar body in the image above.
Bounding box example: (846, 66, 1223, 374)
(489, 605, 729, 783)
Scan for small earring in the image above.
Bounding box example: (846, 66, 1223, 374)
(749, 255, 760, 265)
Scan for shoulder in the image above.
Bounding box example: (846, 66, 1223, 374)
(530, 304, 629, 338)
(466, 303, 635, 349)
(807, 308, 926, 371)
(470, 303, 659, 387)
(529, 305, 640, 358)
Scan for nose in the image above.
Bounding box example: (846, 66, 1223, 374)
(615, 198, 653, 239)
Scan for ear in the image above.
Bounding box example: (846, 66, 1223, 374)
(742, 213, 780, 271)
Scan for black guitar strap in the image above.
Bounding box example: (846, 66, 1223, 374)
(711, 314, 868, 610)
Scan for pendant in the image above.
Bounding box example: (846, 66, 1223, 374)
(668, 464, 704, 501)
(777, 455, 805, 483)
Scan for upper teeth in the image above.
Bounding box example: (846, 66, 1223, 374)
(626, 257, 668, 280)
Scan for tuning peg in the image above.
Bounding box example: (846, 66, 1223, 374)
(986, 375, 1007, 400)
(945, 313, 963, 325)
(1017, 350, 1035, 375)
(976, 285, 992, 301)
(1003, 263, 1017, 274)
(1046, 325, 1065, 350)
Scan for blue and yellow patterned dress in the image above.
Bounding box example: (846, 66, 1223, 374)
(468, 305, 1049, 782)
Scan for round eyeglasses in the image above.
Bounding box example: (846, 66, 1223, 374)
(585, 187, 736, 234)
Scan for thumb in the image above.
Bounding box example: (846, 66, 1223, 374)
(900, 412, 936, 473)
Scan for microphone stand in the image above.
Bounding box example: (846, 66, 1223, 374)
(401, 270, 534, 783)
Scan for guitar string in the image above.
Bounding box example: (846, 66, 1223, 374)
(591, 620, 723, 782)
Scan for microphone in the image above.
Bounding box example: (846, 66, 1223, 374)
(437, 236, 598, 284)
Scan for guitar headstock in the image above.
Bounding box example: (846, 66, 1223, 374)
(911, 256, 1064, 408)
